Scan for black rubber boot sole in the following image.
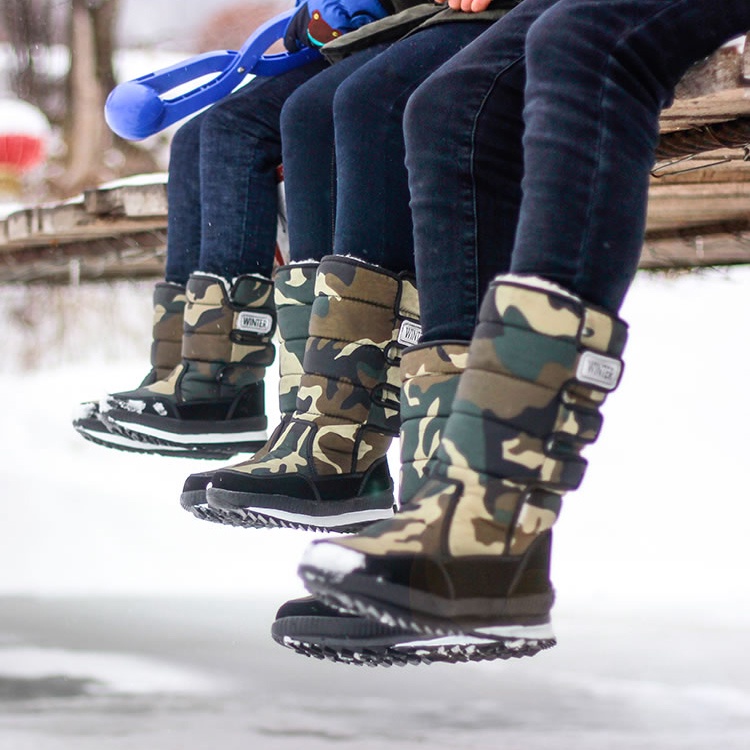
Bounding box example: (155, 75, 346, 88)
(299, 565, 556, 662)
(98, 414, 262, 459)
(178, 469, 249, 525)
(73, 415, 223, 458)
(179, 485, 246, 526)
(273, 612, 554, 667)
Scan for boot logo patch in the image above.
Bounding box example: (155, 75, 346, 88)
(576, 351, 621, 391)
(236, 311, 273, 335)
(397, 320, 422, 347)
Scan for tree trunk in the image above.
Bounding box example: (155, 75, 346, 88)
(0, 0, 60, 120)
(60, 0, 120, 195)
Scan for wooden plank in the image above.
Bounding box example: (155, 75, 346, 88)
(4, 208, 35, 243)
(640, 231, 750, 269)
(661, 34, 750, 131)
(0, 229, 167, 284)
(646, 182, 750, 231)
(83, 179, 168, 217)
(672, 37, 747, 100)
(0, 196, 168, 251)
(38, 200, 88, 237)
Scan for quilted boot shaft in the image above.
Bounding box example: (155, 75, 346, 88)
(149, 281, 187, 380)
(174, 272, 275, 404)
(299, 275, 627, 641)
(293, 255, 420, 474)
(275, 262, 320, 417)
(398, 342, 468, 504)
(433, 275, 627, 555)
(206, 255, 420, 532)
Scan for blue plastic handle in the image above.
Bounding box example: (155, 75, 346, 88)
(105, 8, 320, 140)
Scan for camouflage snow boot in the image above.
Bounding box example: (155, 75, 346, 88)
(299, 275, 627, 663)
(180, 261, 319, 521)
(99, 272, 275, 457)
(205, 254, 420, 532)
(71, 281, 206, 457)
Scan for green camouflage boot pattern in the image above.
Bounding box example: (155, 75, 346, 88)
(181, 261, 318, 522)
(299, 275, 627, 663)
(398, 342, 468, 504)
(206, 255, 420, 532)
(100, 272, 275, 457)
(71, 281, 207, 457)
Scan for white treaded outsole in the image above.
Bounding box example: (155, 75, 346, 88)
(398, 623, 556, 647)
(208, 501, 394, 529)
(105, 419, 268, 445)
(76, 426, 187, 451)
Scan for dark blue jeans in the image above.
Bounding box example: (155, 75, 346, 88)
(281, 22, 491, 273)
(165, 59, 327, 286)
(405, 0, 750, 341)
(281, 46, 385, 264)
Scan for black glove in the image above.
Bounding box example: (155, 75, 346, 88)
(284, 2, 313, 52)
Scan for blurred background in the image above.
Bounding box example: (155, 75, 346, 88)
(1, 2, 750, 749)
(0, 0, 289, 201)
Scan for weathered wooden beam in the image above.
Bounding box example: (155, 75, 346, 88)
(0, 179, 169, 253)
(662, 33, 750, 131)
(83, 178, 168, 217)
(646, 181, 750, 231)
(640, 231, 750, 269)
(645, 217, 750, 241)
(0, 230, 167, 284)
(671, 35, 749, 101)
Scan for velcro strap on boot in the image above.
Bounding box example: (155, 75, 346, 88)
(438, 276, 628, 494)
(437, 403, 588, 491)
(550, 393, 604, 446)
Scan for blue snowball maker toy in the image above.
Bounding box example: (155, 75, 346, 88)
(105, 9, 320, 140)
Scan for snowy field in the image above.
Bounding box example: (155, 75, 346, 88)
(0, 268, 749, 749)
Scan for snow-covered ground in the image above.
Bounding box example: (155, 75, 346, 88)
(0, 268, 749, 749)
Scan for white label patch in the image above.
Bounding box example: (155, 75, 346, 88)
(397, 320, 422, 347)
(236, 311, 273, 335)
(576, 351, 621, 391)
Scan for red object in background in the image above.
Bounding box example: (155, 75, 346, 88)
(0, 134, 46, 173)
(0, 99, 51, 178)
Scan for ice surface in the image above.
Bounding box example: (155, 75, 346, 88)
(0, 646, 225, 695)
